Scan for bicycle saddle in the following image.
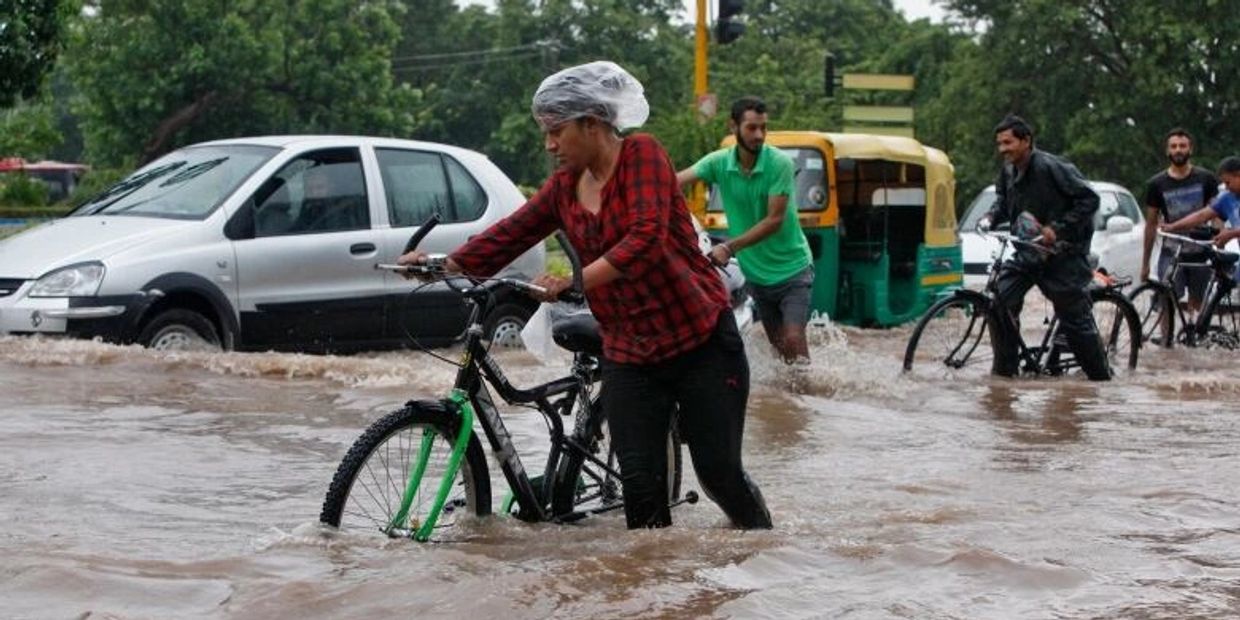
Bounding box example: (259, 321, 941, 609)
(1216, 251, 1240, 268)
(552, 312, 602, 355)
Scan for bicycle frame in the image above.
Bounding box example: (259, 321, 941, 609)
(981, 231, 1082, 375)
(386, 274, 630, 538)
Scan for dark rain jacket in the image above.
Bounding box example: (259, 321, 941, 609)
(986, 149, 1099, 255)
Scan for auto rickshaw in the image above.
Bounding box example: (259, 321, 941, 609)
(693, 131, 962, 327)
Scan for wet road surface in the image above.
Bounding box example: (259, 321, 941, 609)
(1, 326, 1239, 619)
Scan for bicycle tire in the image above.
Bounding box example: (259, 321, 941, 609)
(903, 293, 992, 376)
(1090, 288, 1142, 374)
(320, 400, 491, 539)
(549, 398, 682, 520)
(1127, 281, 1176, 348)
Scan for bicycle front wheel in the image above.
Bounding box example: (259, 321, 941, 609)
(1128, 282, 1175, 347)
(550, 398, 682, 520)
(1091, 288, 1141, 375)
(903, 294, 992, 378)
(320, 401, 491, 540)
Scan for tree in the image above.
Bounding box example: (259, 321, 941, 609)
(387, 0, 694, 186)
(0, 100, 60, 159)
(65, 0, 419, 166)
(935, 0, 1240, 204)
(0, 0, 78, 107)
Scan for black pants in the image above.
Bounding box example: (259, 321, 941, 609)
(602, 311, 773, 529)
(988, 254, 1112, 381)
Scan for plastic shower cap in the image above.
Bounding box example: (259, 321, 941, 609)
(531, 61, 650, 131)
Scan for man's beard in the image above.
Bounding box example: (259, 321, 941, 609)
(1169, 152, 1190, 166)
(736, 131, 761, 155)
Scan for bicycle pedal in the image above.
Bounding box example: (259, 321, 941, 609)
(555, 510, 589, 523)
(668, 490, 700, 509)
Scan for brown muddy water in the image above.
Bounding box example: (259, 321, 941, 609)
(1, 321, 1239, 619)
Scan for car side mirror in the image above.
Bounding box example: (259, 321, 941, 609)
(224, 200, 256, 240)
(1105, 215, 1134, 234)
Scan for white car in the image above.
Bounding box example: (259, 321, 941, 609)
(957, 181, 1144, 288)
(0, 136, 544, 352)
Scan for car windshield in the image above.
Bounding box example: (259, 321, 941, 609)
(72, 145, 278, 220)
(959, 188, 996, 231)
(959, 187, 1136, 232)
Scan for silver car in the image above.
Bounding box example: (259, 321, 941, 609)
(0, 136, 544, 352)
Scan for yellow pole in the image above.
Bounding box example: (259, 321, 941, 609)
(694, 0, 708, 98)
(689, 0, 710, 221)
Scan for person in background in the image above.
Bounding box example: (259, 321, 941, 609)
(976, 114, 1111, 381)
(677, 96, 814, 364)
(1141, 128, 1219, 318)
(1160, 156, 1240, 283)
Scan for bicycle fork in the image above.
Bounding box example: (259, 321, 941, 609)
(389, 389, 476, 542)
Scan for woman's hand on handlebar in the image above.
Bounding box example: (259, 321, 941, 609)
(530, 274, 572, 303)
(396, 250, 459, 280)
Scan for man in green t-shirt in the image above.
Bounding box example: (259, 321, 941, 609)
(677, 96, 814, 363)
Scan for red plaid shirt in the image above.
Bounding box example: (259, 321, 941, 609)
(451, 134, 729, 364)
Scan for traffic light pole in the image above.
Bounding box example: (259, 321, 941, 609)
(694, 0, 708, 98)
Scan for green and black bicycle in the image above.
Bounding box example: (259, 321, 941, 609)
(319, 215, 688, 541)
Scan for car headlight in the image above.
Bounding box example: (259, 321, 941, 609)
(29, 263, 106, 297)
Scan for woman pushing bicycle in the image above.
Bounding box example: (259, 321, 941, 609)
(398, 61, 772, 530)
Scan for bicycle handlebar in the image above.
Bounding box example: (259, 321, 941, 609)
(403, 213, 440, 254)
(1157, 229, 1216, 248)
(983, 230, 1055, 254)
(394, 217, 586, 304)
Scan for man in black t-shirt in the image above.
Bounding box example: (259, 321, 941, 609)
(1142, 127, 1219, 315)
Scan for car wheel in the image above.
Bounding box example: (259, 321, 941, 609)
(482, 302, 533, 349)
(138, 309, 222, 352)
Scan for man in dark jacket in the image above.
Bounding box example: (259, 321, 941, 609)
(976, 115, 1111, 380)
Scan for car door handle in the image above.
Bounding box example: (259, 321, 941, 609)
(350, 243, 376, 255)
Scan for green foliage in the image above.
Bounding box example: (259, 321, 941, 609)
(0, 204, 73, 218)
(0, 0, 79, 106)
(0, 174, 50, 206)
(36, 0, 1239, 216)
(0, 99, 62, 159)
(390, 0, 694, 185)
(65, 0, 419, 166)
(935, 0, 1240, 204)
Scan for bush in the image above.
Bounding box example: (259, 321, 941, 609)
(0, 174, 49, 206)
(0, 205, 72, 218)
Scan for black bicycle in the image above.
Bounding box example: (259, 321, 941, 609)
(1127, 229, 1240, 350)
(319, 215, 689, 541)
(903, 230, 1140, 378)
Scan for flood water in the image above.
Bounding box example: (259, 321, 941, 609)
(2, 319, 1239, 619)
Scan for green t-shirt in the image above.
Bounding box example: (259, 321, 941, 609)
(693, 144, 812, 285)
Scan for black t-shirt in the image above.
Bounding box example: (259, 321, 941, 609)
(1144, 166, 1220, 223)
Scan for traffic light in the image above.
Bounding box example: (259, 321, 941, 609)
(824, 52, 836, 98)
(715, 0, 745, 45)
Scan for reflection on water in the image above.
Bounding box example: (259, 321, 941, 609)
(1, 333, 1240, 618)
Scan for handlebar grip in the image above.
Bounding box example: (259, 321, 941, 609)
(403, 213, 441, 254)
